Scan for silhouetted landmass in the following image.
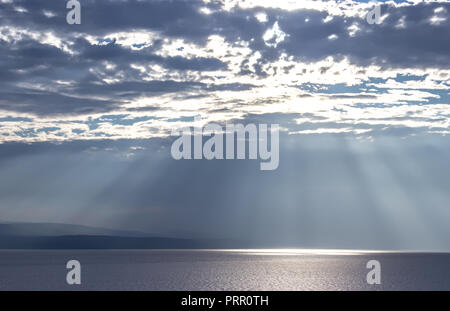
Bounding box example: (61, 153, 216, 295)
(0, 235, 257, 249)
(0, 223, 255, 249)
(0, 222, 152, 237)
(1, 235, 190, 249)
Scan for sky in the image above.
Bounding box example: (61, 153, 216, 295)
(0, 0, 449, 250)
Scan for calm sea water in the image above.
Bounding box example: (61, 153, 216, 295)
(0, 250, 449, 291)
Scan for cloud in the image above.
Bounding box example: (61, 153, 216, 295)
(0, 0, 448, 142)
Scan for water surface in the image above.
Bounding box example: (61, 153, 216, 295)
(0, 250, 449, 290)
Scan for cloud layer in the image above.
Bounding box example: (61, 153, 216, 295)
(0, 0, 448, 142)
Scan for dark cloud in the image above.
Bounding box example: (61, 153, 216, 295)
(2, 1, 449, 69)
(77, 38, 226, 71)
(0, 0, 448, 116)
(250, 3, 450, 70)
(0, 89, 122, 115)
(0, 0, 213, 40)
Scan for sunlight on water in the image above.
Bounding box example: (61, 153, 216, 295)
(1, 250, 450, 290)
(205, 249, 385, 256)
(201, 249, 444, 256)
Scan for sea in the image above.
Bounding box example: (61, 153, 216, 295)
(0, 249, 449, 291)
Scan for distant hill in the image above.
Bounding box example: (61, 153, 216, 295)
(0, 222, 251, 249)
(0, 235, 212, 249)
(0, 222, 153, 238)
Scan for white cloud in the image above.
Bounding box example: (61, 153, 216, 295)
(263, 22, 287, 48)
